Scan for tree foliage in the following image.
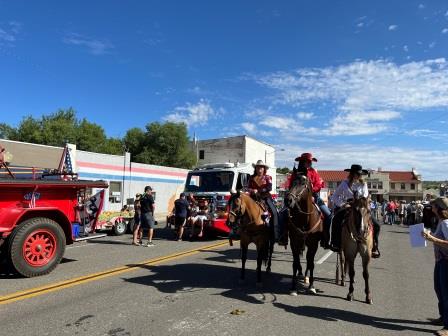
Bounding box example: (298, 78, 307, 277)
(1, 109, 196, 168)
(127, 122, 196, 169)
(276, 167, 291, 174)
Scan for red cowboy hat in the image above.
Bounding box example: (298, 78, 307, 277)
(294, 152, 318, 162)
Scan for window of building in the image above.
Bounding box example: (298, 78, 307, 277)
(372, 182, 378, 189)
(391, 183, 395, 189)
(337, 181, 341, 187)
(367, 182, 372, 188)
(328, 182, 334, 189)
(401, 183, 406, 190)
(378, 182, 383, 189)
(109, 181, 122, 203)
(199, 150, 205, 160)
(411, 183, 415, 190)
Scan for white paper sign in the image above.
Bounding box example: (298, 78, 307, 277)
(409, 223, 427, 248)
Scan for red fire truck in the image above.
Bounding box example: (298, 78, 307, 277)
(0, 145, 108, 277)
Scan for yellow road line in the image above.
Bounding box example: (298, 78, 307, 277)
(0, 240, 229, 305)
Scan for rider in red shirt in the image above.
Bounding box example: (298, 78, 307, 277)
(288, 153, 332, 248)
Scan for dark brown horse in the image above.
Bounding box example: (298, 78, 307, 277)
(287, 174, 323, 295)
(228, 191, 273, 287)
(338, 197, 373, 304)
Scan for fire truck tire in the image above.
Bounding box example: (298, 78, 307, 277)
(9, 217, 66, 278)
(113, 219, 127, 236)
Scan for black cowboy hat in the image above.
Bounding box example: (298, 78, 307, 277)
(344, 164, 369, 175)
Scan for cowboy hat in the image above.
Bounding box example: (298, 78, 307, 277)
(252, 160, 269, 169)
(295, 152, 318, 162)
(431, 197, 448, 210)
(344, 164, 369, 175)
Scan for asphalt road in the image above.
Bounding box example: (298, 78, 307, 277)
(0, 224, 441, 336)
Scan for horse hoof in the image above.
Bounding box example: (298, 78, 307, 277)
(346, 294, 353, 301)
(304, 276, 310, 285)
(290, 291, 298, 296)
(256, 282, 263, 289)
(308, 287, 317, 295)
(366, 297, 373, 305)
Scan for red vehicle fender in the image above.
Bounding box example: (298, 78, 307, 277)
(2, 207, 73, 244)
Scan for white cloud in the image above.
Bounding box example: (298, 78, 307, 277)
(259, 116, 300, 131)
(388, 25, 398, 31)
(63, 33, 114, 55)
(429, 41, 436, 48)
(443, 28, 448, 34)
(0, 22, 21, 44)
(254, 58, 448, 136)
(357, 22, 364, 28)
(297, 112, 315, 120)
(165, 100, 219, 126)
(403, 45, 409, 52)
(418, 4, 425, 9)
(241, 122, 256, 133)
(275, 142, 448, 180)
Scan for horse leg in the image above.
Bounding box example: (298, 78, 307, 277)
(240, 243, 248, 284)
(306, 240, 319, 294)
(256, 244, 264, 288)
(290, 245, 300, 296)
(347, 259, 355, 301)
(266, 236, 274, 273)
(340, 251, 346, 287)
(362, 246, 372, 304)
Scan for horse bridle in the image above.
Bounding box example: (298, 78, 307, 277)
(288, 182, 315, 216)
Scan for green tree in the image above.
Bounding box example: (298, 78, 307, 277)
(40, 108, 78, 146)
(277, 167, 291, 174)
(133, 122, 196, 169)
(0, 123, 18, 140)
(123, 127, 145, 160)
(16, 116, 43, 144)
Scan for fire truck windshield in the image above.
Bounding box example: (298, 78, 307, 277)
(185, 171, 235, 192)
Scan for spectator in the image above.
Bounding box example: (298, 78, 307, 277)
(417, 201, 424, 223)
(140, 186, 156, 247)
(132, 193, 142, 246)
(386, 200, 397, 225)
(399, 200, 407, 225)
(174, 193, 189, 241)
(407, 201, 417, 225)
(190, 199, 209, 238)
(381, 200, 388, 221)
(422, 197, 448, 336)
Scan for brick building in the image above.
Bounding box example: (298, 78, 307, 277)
(319, 168, 423, 202)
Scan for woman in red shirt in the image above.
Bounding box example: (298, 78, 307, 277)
(248, 160, 282, 244)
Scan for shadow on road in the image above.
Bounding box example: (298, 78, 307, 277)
(122, 248, 343, 305)
(273, 303, 435, 334)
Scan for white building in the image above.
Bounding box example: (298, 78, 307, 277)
(193, 135, 276, 169)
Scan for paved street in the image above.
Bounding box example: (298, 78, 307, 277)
(0, 224, 441, 336)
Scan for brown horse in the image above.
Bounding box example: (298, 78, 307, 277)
(287, 174, 323, 295)
(338, 197, 373, 304)
(228, 191, 273, 287)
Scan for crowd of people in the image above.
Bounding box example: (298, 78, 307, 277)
(369, 199, 426, 226)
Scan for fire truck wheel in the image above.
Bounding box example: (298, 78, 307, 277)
(9, 217, 66, 278)
(113, 219, 127, 236)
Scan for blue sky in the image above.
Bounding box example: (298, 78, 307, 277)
(1, 1, 448, 179)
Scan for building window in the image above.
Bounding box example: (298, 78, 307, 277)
(337, 181, 341, 187)
(109, 181, 122, 203)
(199, 150, 205, 160)
(367, 182, 372, 188)
(401, 183, 406, 190)
(391, 183, 395, 190)
(378, 182, 383, 189)
(411, 183, 415, 190)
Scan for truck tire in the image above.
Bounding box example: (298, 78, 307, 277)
(8, 217, 66, 278)
(113, 218, 127, 236)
